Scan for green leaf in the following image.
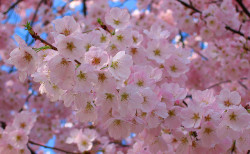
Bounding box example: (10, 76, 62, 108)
(32, 45, 52, 52)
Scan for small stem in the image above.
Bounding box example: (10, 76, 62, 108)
(207, 80, 231, 89)
(25, 24, 57, 50)
(238, 81, 248, 90)
(31, 0, 45, 26)
(225, 25, 250, 40)
(28, 140, 81, 154)
(176, 0, 250, 40)
(193, 49, 209, 61)
(175, 0, 202, 14)
(3, 0, 23, 15)
(74, 60, 82, 65)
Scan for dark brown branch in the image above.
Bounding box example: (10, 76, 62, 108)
(176, 0, 202, 14)
(27, 144, 36, 154)
(28, 140, 81, 154)
(3, 0, 23, 15)
(236, 0, 250, 18)
(176, 0, 250, 40)
(74, 60, 82, 65)
(193, 50, 209, 61)
(225, 25, 250, 40)
(31, 0, 45, 26)
(207, 80, 231, 89)
(238, 81, 248, 90)
(27, 26, 58, 50)
(82, 0, 87, 17)
(0, 121, 6, 129)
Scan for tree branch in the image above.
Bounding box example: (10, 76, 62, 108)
(28, 140, 81, 154)
(235, 0, 250, 18)
(193, 49, 209, 61)
(175, 0, 250, 40)
(176, 0, 202, 14)
(27, 144, 36, 154)
(25, 22, 58, 50)
(207, 80, 231, 89)
(3, 0, 23, 15)
(82, 0, 87, 17)
(30, 0, 45, 26)
(0, 121, 6, 129)
(225, 25, 250, 40)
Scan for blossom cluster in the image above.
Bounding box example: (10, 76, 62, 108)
(1, 0, 249, 153)
(0, 111, 37, 154)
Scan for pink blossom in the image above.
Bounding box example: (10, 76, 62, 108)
(144, 23, 170, 40)
(7, 130, 28, 149)
(105, 7, 130, 29)
(165, 57, 189, 78)
(75, 133, 93, 152)
(222, 105, 250, 131)
(48, 55, 75, 90)
(216, 89, 241, 109)
(105, 118, 131, 139)
(109, 51, 133, 80)
(146, 39, 171, 64)
(85, 47, 109, 69)
(74, 64, 98, 92)
(56, 35, 84, 61)
(52, 16, 80, 36)
(181, 102, 203, 128)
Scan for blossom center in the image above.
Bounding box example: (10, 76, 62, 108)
(117, 35, 124, 42)
(113, 19, 121, 25)
(131, 48, 138, 55)
(105, 93, 114, 101)
(224, 100, 232, 107)
(77, 71, 87, 80)
(24, 52, 32, 62)
(92, 57, 101, 65)
(20, 122, 26, 129)
(204, 127, 213, 134)
(100, 35, 107, 43)
(111, 61, 119, 69)
(132, 36, 138, 43)
(229, 112, 237, 121)
(98, 73, 107, 82)
(192, 113, 200, 121)
(63, 29, 71, 36)
(66, 42, 76, 51)
(137, 80, 144, 87)
(168, 110, 176, 117)
(121, 92, 129, 101)
(170, 65, 177, 72)
(153, 49, 161, 56)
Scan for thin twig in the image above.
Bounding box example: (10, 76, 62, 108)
(25, 24, 58, 50)
(179, 30, 185, 48)
(176, 0, 202, 14)
(175, 0, 250, 40)
(27, 144, 36, 154)
(31, 0, 45, 26)
(28, 140, 81, 154)
(238, 81, 248, 90)
(26, 0, 45, 44)
(225, 25, 250, 40)
(3, 0, 23, 15)
(207, 80, 232, 89)
(193, 50, 209, 61)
